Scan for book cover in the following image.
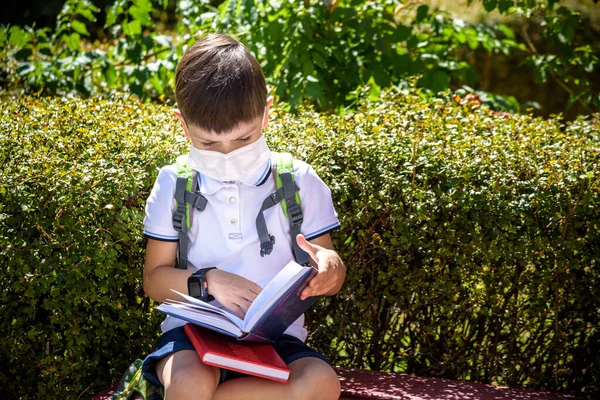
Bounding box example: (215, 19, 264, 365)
(184, 323, 291, 383)
(156, 260, 318, 342)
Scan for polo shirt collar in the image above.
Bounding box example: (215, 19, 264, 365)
(196, 158, 272, 195)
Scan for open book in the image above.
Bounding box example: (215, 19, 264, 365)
(156, 261, 318, 342)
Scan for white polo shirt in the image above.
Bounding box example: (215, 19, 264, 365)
(143, 153, 340, 341)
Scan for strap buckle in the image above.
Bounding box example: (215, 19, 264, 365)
(172, 204, 186, 232)
(260, 234, 276, 257)
(287, 204, 303, 226)
(190, 193, 207, 211)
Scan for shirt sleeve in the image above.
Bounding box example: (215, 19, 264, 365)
(143, 165, 179, 242)
(295, 161, 341, 241)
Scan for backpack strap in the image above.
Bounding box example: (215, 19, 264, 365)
(173, 154, 207, 270)
(255, 153, 310, 265)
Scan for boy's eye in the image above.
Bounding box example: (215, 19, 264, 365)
(238, 136, 252, 143)
(201, 142, 215, 147)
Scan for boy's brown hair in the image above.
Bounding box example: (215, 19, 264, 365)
(175, 33, 268, 134)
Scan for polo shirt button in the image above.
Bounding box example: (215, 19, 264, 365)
(230, 218, 238, 225)
(229, 196, 236, 203)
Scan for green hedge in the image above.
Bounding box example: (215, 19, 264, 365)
(1, 88, 599, 398)
(0, 95, 187, 399)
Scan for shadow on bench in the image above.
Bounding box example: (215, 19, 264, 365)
(336, 368, 582, 400)
(93, 367, 584, 400)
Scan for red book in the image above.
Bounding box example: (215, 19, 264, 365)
(184, 323, 291, 383)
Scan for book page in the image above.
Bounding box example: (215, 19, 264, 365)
(170, 290, 244, 328)
(243, 261, 310, 330)
(157, 303, 243, 337)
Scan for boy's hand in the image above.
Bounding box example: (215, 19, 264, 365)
(296, 234, 346, 300)
(205, 269, 262, 319)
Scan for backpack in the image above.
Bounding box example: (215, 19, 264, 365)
(171, 152, 309, 269)
(109, 359, 163, 400)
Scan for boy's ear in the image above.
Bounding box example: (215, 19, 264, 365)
(173, 109, 191, 140)
(262, 96, 274, 129)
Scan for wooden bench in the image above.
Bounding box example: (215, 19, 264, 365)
(93, 367, 582, 399)
(335, 368, 581, 399)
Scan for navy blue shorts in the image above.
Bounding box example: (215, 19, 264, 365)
(142, 326, 331, 387)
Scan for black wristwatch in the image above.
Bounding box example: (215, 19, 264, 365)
(187, 267, 217, 302)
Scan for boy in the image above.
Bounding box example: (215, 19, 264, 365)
(141, 33, 346, 400)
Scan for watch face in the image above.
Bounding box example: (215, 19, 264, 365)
(188, 268, 215, 301)
(188, 276, 203, 299)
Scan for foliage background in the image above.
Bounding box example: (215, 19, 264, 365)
(1, 88, 599, 398)
(1, 0, 600, 399)
(1, 0, 599, 118)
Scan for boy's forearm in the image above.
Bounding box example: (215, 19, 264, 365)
(143, 265, 193, 303)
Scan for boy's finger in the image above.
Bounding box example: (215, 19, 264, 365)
(238, 297, 252, 311)
(300, 288, 312, 300)
(304, 279, 324, 297)
(249, 282, 263, 295)
(229, 303, 246, 319)
(306, 272, 338, 297)
(295, 234, 319, 258)
(301, 283, 323, 299)
(244, 288, 259, 302)
(309, 276, 321, 288)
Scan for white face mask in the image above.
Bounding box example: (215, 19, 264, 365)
(187, 135, 272, 182)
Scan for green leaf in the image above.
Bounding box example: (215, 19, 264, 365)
(150, 73, 164, 95)
(416, 5, 429, 23)
(8, 26, 29, 48)
(312, 51, 326, 66)
(483, 0, 498, 12)
(498, 0, 513, 13)
(129, 0, 153, 26)
(367, 76, 381, 101)
(123, 20, 142, 37)
(393, 25, 412, 42)
(465, 66, 479, 87)
(75, 3, 99, 22)
(16, 62, 35, 76)
(303, 60, 315, 76)
(497, 24, 514, 39)
(103, 64, 117, 86)
(392, 53, 410, 74)
(306, 82, 321, 98)
(0, 27, 7, 47)
(70, 20, 89, 36)
(133, 0, 153, 13)
(465, 28, 479, 50)
(105, 5, 123, 28)
(373, 65, 390, 87)
(419, 70, 450, 93)
(63, 32, 81, 51)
